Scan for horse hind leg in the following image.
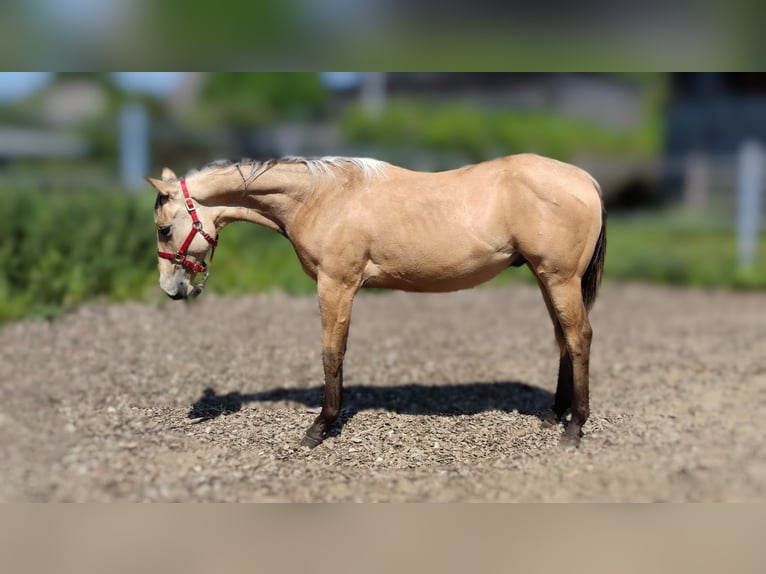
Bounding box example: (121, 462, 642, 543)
(549, 280, 593, 446)
(535, 274, 593, 446)
(534, 276, 574, 428)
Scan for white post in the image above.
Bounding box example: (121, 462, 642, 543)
(736, 140, 763, 270)
(119, 102, 149, 190)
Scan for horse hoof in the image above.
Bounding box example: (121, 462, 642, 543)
(559, 431, 582, 449)
(299, 434, 323, 449)
(541, 411, 561, 428)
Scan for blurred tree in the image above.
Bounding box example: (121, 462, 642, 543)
(199, 73, 329, 127)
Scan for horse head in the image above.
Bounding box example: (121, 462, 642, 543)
(147, 167, 218, 300)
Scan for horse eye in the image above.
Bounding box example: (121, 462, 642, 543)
(157, 225, 172, 239)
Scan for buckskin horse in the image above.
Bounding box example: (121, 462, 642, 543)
(149, 154, 606, 447)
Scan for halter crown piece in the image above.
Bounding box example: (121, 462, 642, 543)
(157, 179, 218, 295)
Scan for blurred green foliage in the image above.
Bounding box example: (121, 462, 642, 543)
(0, 186, 313, 321)
(198, 73, 329, 127)
(603, 211, 766, 289)
(0, 187, 156, 320)
(0, 187, 764, 323)
(3, 0, 760, 70)
(342, 99, 663, 162)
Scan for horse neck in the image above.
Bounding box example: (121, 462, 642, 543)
(190, 164, 315, 235)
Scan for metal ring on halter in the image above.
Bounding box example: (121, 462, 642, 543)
(190, 270, 210, 298)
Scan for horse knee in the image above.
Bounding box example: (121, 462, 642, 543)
(322, 349, 344, 375)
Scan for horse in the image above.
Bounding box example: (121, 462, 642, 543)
(148, 154, 606, 448)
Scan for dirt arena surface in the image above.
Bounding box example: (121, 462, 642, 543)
(0, 282, 764, 502)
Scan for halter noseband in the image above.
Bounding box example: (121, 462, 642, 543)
(157, 179, 218, 295)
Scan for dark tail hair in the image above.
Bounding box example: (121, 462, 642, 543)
(582, 180, 607, 312)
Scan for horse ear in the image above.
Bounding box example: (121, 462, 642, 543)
(145, 176, 176, 197)
(161, 167, 177, 181)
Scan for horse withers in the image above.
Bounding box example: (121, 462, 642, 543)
(149, 154, 606, 447)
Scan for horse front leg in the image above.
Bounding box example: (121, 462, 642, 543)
(300, 274, 358, 448)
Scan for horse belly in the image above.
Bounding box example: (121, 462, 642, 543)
(364, 246, 512, 292)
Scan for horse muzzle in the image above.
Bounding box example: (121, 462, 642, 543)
(161, 268, 210, 300)
(160, 267, 193, 300)
(167, 290, 187, 301)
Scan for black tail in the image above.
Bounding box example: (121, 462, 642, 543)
(582, 180, 607, 313)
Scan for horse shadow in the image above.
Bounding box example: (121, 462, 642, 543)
(188, 380, 553, 437)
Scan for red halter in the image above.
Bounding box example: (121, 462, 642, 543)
(157, 179, 218, 274)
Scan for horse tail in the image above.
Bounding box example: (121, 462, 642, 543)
(582, 178, 607, 313)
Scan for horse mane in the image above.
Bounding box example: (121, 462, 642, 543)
(185, 156, 388, 187)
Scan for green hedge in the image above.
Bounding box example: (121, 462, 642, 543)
(0, 188, 155, 320)
(0, 187, 764, 322)
(0, 187, 314, 321)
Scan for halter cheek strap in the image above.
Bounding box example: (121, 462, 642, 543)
(157, 179, 218, 276)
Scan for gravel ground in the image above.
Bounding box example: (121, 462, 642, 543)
(0, 283, 764, 502)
